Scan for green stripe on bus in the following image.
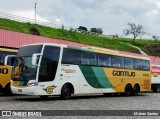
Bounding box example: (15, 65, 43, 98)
(91, 67, 114, 88)
(81, 48, 93, 52)
(67, 46, 81, 50)
(79, 66, 104, 88)
(67, 46, 93, 52)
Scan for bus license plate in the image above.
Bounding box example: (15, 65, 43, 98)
(18, 89, 22, 92)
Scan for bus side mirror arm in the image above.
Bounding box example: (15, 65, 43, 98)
(32, 53, 42, 66)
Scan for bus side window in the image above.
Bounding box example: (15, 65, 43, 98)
(124, 58, 133, 69)
(7, 57, 17, 66)
(62, 48, 81, 65)
(111, 56, 124, 68)
(0, 57, 4, 65)
(81, 52, 97, 66)
(143, 60, 150, 71)
(134, 59, 142, 70)
(98, 54, 111, 67)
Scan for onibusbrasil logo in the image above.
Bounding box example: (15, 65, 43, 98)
(1, 111, 42, 117)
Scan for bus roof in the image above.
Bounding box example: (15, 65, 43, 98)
(20, 43, 66, 48)
(0, 47, 18, 52)
(20, 43, 150, 61)
(67, 45, 150, 60)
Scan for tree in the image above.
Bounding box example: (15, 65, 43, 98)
(123, 22, 145, 43)
(77, 26, 88, 33)
(90, 28, 103, 35)
(152, 35, 159, 42)
(29, 26, 40, 36)
(61, 24, 64, 30)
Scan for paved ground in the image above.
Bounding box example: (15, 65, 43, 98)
(0, 92, 160, 118)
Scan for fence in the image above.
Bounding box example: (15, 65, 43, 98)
(0, 12, 104, 35)
(0, 12, 66, 29)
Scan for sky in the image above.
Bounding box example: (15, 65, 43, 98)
(0, 0, 160, 39)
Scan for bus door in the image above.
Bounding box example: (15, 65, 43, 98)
(38, 46, 60, 94)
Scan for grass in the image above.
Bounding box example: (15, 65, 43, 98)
(0, 18, 160, 56)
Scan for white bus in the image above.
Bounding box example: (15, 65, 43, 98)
(151, 64, 160, 92)
(11, 43, 151, 99)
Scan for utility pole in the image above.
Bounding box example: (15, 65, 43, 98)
(34, 2, 37, 24)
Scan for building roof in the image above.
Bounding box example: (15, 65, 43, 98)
(0, 29, 160, 65)
(0, 29, 88, 48)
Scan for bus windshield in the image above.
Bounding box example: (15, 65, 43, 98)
(12, 45, 43, 81)
(17, 57, 37, 80)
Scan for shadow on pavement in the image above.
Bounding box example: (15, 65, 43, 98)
(11, 93, 148, 102)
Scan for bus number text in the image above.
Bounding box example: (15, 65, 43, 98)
(0, 68, 8, 74)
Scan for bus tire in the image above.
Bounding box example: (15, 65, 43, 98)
(103, 93, 113, 96)
(60, 84, 72, 100)
(125, 84, 132, 96)
(0, 85, 2, 93)
(132, 84, 140, 96)
(4, 83, 12, 95)
(154, 85, 160, 93)
(39, 95, 49, 99)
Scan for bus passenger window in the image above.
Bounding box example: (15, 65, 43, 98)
(62, 48, 81, 65)
(143, 60, 150, 71)
(81, 52, 97, 66)
(134, 59, 142, 70)
(124, 58, 133, 69)
(98, 54, 111, 67)
(112, 56, 124, 68)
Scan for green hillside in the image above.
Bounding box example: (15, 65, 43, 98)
(0, 18, 160, 56)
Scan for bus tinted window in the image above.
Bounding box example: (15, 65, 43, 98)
(134, 59, 142, 70)
(7, 57, 17, 66)
(98, 54, 111, 67)
(124, 58, 134, 69)
(43, 46, 60, 62)
(62, 48, 81, 65)
(0, 51, 17, 65)
(39, 46, 60, 82)
(81, 52, 97, 65)
(143, 60, 150, 71)
(17, 45, 42, 57)
(0, 51, 17, 57)
(0, 57, 4, 65)
(112, 56, 124, 68)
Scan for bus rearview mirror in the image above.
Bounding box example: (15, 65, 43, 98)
(32, 53, 41, 66)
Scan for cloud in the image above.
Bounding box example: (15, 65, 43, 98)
(11, 10, 48, 22)
(0, 0, 160, 38)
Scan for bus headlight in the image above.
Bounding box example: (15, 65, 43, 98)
(27, 82, 38, 87)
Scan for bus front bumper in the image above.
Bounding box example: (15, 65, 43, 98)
(11, 86, 38, 95)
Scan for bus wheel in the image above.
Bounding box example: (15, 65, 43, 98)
(60, 85, 71, 100)
(154, 85, 160, 93)
(39, 96, 49, 99)
(0, 85, 2, 93)
(103, 93, 113, 96)
(125, 84, 132, 96)
(132, 84, 139, 96)
(4, 83, 12, 95)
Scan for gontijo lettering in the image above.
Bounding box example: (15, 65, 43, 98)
(113, 70, 135, 77)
